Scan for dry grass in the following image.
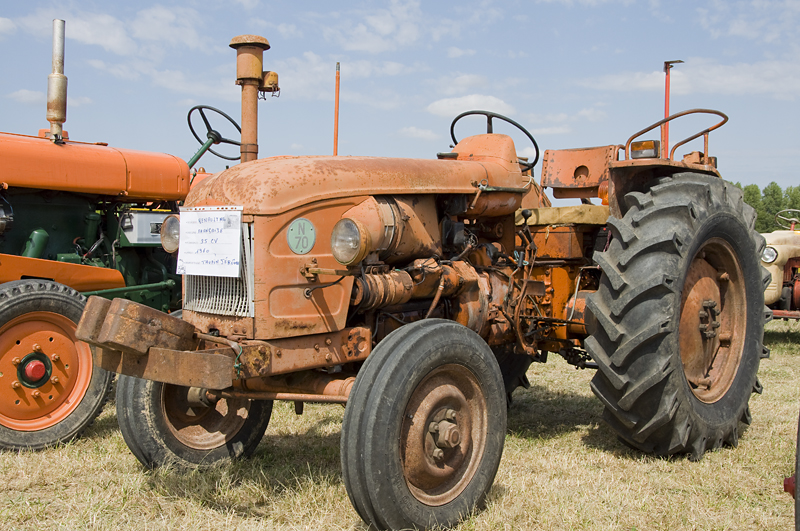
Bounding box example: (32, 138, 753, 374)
(2, 321, 799, 530)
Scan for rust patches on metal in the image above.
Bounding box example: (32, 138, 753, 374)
(93, 346, 234, 389)
(541, 145, 618, 199)
(77, 297, 197, 356)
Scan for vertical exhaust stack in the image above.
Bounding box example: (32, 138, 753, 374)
(229, 35, 270, 163)
(47, 19, 68, 143)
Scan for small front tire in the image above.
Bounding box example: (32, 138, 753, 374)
(116, 375, 272, 468)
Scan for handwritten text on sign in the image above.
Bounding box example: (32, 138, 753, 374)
(176, 206, 243, 277)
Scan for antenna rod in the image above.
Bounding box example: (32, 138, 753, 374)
(662, 60, 683, 158)
(334, 63, 340, 156)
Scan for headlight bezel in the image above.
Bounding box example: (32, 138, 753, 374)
(160, 214, 181, 254)
(761, 246, 778, 264)
(331, 218, 371, 265)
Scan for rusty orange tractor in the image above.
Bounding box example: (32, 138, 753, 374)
(78, 34, 769, 530)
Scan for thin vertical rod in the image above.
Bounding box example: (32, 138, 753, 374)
(334, 62, 340, 156)
(663, 64, 671, 159)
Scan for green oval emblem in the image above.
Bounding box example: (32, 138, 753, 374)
(287, 218, 316, 255)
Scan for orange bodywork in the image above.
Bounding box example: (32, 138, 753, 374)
(0, 254, 125, 291)
(0, 132, 190, 200)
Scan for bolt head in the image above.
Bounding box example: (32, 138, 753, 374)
(445, 409, 457, 421)
(50, 376, 59, 384)
(428, 421, 439, 433)
(32, 343, 43, 353)
(432, 448, 444, 460)
(11, 381, 20, 389)
(31, 390, 41, 398)
(11, 357, 20, 366)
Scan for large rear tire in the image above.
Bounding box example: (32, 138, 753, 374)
(341, 319, 506, 530)
(0, 280, 112, 450)
(586, 173, 768, 459)
(116, 375, 272, 468)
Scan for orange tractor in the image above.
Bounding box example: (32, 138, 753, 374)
(0, 20, 239, 450)
(78, 34, 769, 530)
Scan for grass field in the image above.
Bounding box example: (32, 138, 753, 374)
(1, 320, 799, 530)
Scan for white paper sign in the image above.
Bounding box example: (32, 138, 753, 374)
(176, 206, 243, 277)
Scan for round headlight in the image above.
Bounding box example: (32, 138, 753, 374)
(160, 214, 180, 254)
(761, 246, 778, 264)
(331, 218, 370, 265)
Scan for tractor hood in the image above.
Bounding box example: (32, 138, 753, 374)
(186, 134, 526, 215)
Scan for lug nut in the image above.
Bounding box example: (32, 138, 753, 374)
(428, 421, 439, 433)
(11, 381, 20, 389)
(432, 448, 444, 460)
(32, 344, 43, 353)
(31, 390, 41, 398)
(50, 376, 59, 384)
(445, 409, 457, 421)
(11, 357, 20, 366)
(51, 354, 60, 362)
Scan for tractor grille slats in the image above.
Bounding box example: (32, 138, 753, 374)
(183, 223, 254, 317)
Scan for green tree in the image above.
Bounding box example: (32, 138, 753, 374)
(761, 181, 786, 232)
(742, 184, 768, 232)
(785, 185, 800, 211)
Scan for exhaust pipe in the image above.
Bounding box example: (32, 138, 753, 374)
(47, 19, 67, 143)
(229, 34, 270, 163)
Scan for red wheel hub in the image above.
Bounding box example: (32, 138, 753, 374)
(24, 360, 47, 381)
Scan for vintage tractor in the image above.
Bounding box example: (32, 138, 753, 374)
(0, 20, 193, 450)
(77, 33, 769, 530)
(761, 209, 800, 320)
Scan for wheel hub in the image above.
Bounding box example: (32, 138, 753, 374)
(400, 364, 487, 506)
(679, 239, 746, 403)
(0, 311, 91, 430)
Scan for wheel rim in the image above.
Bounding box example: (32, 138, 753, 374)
(400, 364, 487, 506)
(679, 238, 746, 403)
(162, 385, 251, 450)
(0, 312, 92, 431)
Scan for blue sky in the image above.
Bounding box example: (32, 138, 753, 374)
(2, 0, 799, 191)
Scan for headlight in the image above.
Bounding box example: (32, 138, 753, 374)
(761, 246, 778, 264)
(331, 218, 370, 265)
(160, 214, 180, 253)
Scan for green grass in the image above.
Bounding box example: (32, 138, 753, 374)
(2, 320, 799, 530)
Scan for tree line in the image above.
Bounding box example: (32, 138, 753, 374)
(736, 181, 800, 233)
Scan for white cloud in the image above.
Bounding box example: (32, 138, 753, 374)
(68, 96, 92, 107)
(7, 89, 44, 105)
(426, 95, 515, 117)
(432, 73, 489, 96)
(232, 0, 260, 9)
(697, 0, 800, 44)
(0, 17, 16, 37)
(582, 58, 800, 100)
(290, 143, 303, 150)
(131, 6, 204, 50)
(447, 46, 475, 58)
(276, 23, 302, 39)
(398, 126, 439, 140)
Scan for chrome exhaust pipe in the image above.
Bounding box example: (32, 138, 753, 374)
(46, 19, 67, 142)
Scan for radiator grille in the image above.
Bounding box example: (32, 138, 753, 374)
(183, 223, 254, 317)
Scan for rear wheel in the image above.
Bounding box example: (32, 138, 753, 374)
(586, 173, 768, 459)
(341, 319, 506, 530)
(0, 280, 112, 450)
(116, 375, 272, 468)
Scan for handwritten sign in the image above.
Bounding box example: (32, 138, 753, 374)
(176, 206, 243, 277)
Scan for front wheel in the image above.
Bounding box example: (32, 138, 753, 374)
(0, 280, 112, 450)
(586, 173, 768, 459)
(116, 375, 272, 468)
(341, 319, 506, 530)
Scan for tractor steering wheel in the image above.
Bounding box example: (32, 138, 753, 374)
(449, 110, 540, 171)
(775, 209, 800, 230)
(187, 105, 242, 161)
